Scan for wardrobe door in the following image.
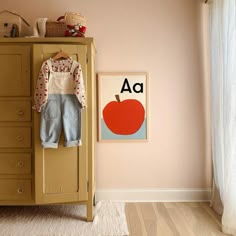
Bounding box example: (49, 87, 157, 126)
(33, 44, 88, 204)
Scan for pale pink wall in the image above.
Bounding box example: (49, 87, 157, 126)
(1, 0, 212, 189)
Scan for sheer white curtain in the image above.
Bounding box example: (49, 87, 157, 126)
(209, 0, 236, 235)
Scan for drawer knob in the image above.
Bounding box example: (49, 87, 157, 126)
(17, 161, 24, 168)
(17, 110, 25, 116)
(17, 188, 24, 194)
(16, 135, 24, 142)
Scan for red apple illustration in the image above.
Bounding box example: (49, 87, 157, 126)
(103, 95, 145, 135)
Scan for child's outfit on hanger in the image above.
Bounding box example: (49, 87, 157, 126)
(33, 57, 86, 148)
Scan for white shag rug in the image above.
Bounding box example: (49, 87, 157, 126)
(0, 201, 129, 236)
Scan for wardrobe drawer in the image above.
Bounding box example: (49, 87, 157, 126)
(0, 179, 31, 201)
(0, 127, 31, 148)
(0, 153, 31, 174)
(0, 101, 31, 121)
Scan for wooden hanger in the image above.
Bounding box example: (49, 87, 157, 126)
(53, 51, 70, 60)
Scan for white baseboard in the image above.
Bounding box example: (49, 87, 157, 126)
(96, 188, 212, 202)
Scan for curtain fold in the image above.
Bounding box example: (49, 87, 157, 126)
(209, 0, 236, 235)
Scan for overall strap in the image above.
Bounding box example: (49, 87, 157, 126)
(70, 59, 79, 73)
(47, 58, 53, 72)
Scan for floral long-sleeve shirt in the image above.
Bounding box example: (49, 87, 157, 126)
(32, 57, 86, 112)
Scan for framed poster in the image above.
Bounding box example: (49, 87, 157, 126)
(97, 72, 148, 141)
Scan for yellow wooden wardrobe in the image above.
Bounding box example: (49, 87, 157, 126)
(0, 38, 96, 221)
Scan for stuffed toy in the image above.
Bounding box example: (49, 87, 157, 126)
(65, 24, 86, 37)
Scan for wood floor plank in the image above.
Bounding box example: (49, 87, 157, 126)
(139, 203, 158, 236)
(125, 203, 145, 236)
(200, 202, 221, 226)
(176, 202, 200, 208)
(154, 203, 181, 236)
(178, 202, 210, 236)
(166, 204, 196, 236)
(135, 203, 149, 236)
(151, 203, 167, 236)
(174, 202, 198, 229)
(163, 202, 177, 209)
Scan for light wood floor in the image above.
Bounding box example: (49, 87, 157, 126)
(125, 202, 231, 236)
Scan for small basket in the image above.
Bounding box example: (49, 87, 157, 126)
(45, 20, 67, 37)
(64, 12, 87, 27)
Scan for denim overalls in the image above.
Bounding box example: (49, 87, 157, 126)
(40, 59, 82, 148)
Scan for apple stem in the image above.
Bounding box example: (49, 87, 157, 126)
(115, 94, 121, 102)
